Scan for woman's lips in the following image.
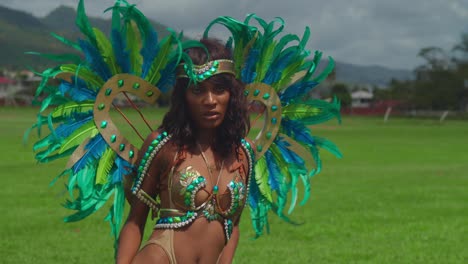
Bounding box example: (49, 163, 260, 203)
(202, 112, 221, 120)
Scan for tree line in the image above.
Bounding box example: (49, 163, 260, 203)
(325, 33, 468, 112)
(375, 33, 468, 111)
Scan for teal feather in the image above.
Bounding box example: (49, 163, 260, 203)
(50, 32, 81, 51)
(76, 0, 97, 47)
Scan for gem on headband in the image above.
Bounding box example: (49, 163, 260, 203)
(176, 59, 236, 82)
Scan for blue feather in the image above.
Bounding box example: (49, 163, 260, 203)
(111, 157, 133, 184)
(157, 61, 177, 93)
(58, 79, 96, 101)
(280, 118, 315, 146)
(248, 168, 260, 209)
(111, 29, 130, 73)
(274, 137, 305, 165)
(263, 51, 295, 84)
(264, 150, 281, 191)
(279, 81, 318, 103)
(225, 37, 233, 50)
(73, 134, 107, 173)
(140, 29, 159, 78)
(78, 39, 112, 80)
(54, 116, 93, 139)
(241, 49, 259, 84)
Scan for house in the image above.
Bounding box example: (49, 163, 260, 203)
(351, 90, 373, 108)
(0, 76, 32, 106)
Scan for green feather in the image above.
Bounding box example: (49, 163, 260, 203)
(50, 101, 94, 119)
(33, 134, 56, 152)
(125, 21, 142, 76)
(276, 59, 304, 90)
(50, 32, 81, 51)
(282, 99, 341, 125)
(313, 136, 343, 159)
(39, 92, 70, 113)
(58, 120, 99, 154)
(77, 165, 96, 200)
(58, 64, 104, 90)
(203, 16, 257, 74)
(36, 146, 78, 164)
(76, 0, 97, 47)
(313, 56, 335, 83)
(64, 184, 114, 222)
(33, 67, 61, 98)
(96, 147, 116, 185)
(113, 183, 125, 237)
(282, 104, 323, 120)
(146, 34, 175, 84)
(254, 156, 273, 202)
(93, 27, 120, 75)
(255, 41, 276, 83)
(299, 171, 311, 206)
(25, 52, 82, 64)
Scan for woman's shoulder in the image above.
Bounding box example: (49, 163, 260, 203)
(138, 130, 177, 165)
(241, 137, 256, 160)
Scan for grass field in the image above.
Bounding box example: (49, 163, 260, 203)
(1, 106, 467, 263)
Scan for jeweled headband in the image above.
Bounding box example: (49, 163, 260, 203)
(176, 59, 236, 82)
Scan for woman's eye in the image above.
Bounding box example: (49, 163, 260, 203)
(191, 86, 202, 94)
(214, 87, 226, 93)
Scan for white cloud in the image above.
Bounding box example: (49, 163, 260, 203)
(1, 0, 466, 70)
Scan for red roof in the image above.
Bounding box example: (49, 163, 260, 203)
(0, 77, 15, 84)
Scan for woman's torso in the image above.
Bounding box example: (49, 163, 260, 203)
(146, 140, 250, 262)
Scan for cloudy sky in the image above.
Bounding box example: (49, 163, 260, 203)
(2, 0, 467, 70)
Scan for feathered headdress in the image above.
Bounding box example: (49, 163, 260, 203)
(204, 14, 342, 237)
(25, 0, 187, 250)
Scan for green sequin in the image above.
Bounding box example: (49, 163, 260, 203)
(146, 91, 154, 97)
(100, 121, 107, 128)
(133, 83, 140, 89)
(110, 135, 116, 143)
(105, 88, 112, 96)
(266, 132, 272, 139)
(271, 105, 278, 111)
(244, 90, 249, 96)
(118, 80, 124, 87)
(271, 118, 277, 124)
(263, 93, 270, 99)
(98, 103, 105, 110)
(253, 89, 260, 96)
(129, 150, 134, 158)
(119, 144, 125, 151)
(257, 145, 263, 152)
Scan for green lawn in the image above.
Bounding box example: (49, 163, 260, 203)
(1, 107, 467, 263)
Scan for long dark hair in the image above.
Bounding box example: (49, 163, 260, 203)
(159, 38, 250, 158)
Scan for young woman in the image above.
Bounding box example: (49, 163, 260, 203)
(117, 38, 254, 264)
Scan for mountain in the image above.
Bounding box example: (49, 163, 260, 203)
(0, 5, 174, 70)
(0, 5, 69, 69)
(334, 61, 413, 87)
(0, 5, 413, 86)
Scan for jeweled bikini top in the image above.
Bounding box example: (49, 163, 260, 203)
(132, 132, 255, 242)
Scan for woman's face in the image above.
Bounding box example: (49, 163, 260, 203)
(185, 78, 230, 130)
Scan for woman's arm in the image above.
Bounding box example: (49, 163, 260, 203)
(217, 225, 240, 264)
(116, 131, 162, 264)
(116, 197, 150, 264)
(218, 139, 255, 263)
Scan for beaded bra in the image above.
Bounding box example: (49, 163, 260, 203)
(132, 132, 255, 241)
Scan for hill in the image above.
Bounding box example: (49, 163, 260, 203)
(334, 61, 413, 87)
(0, 5, 173, 70)
(0, 5, 413, 86)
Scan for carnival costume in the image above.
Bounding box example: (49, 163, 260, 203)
(27, 0, 342, 257)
